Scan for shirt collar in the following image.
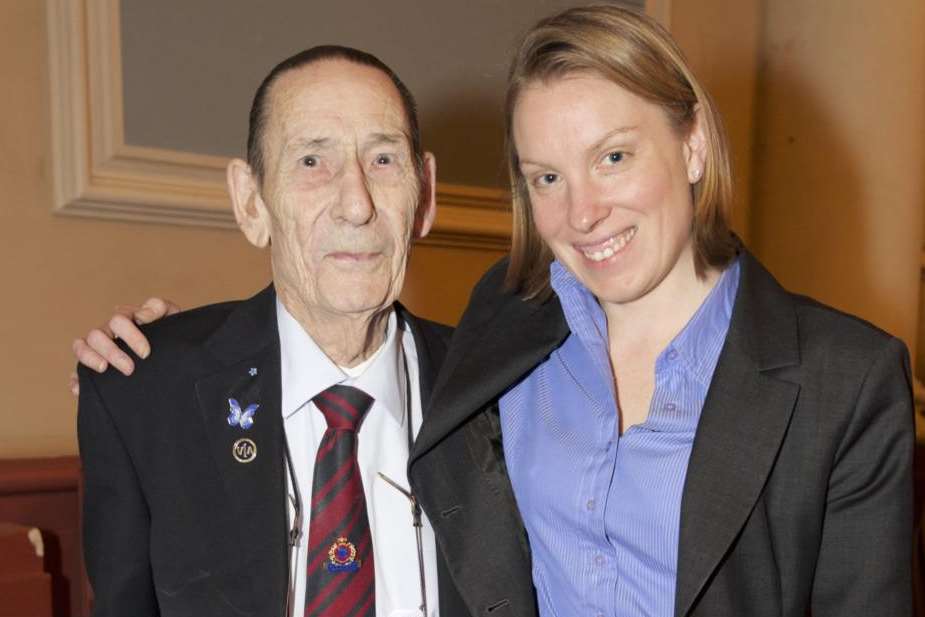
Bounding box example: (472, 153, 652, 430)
(660, 257, 740, 385)
(276, 299, 405, 425)
(549, 256, 741, 386)
(550, 260, 609, 351)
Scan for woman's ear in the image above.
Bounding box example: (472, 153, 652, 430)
(684, 105, 708, 184)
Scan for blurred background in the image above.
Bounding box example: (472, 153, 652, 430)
(0, 0, 922, 614)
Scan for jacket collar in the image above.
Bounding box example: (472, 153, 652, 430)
(203, 284, 279, 366)
(395, 302, 444, 413)
(411, 262, 570, 463)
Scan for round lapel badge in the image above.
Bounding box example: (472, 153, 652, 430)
(232, 438, 257, 463)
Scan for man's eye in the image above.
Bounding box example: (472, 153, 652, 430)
(605, 151, 624, 164)
(300, 156, 318, 168)
(375, 154, 393, 166)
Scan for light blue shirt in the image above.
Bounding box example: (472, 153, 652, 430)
(499, 258, 740, 617)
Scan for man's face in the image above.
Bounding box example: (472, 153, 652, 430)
(240, 59, 435, 322)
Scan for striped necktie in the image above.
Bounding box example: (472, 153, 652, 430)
(304, 385, 375, 617)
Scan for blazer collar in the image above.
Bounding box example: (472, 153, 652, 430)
(675, 249, 802, 617)
(412, 270, 570, 462)
(395, 302, 444, 414)
(724, 250, 801, 370)
(203, 283, 279, 365)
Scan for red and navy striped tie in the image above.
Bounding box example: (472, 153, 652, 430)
(304, 385, 375, 617)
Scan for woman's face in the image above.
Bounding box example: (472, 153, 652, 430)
(513, 73, 706, 310)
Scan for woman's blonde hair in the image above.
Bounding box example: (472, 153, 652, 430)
(504, 4, 737, 299)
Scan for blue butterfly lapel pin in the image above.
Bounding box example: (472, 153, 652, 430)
(227, 398, 260, 430)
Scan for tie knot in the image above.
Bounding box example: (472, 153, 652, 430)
(313, 385, 374, 431)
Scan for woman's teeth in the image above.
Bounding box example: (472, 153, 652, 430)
(581, 226, 637, 262)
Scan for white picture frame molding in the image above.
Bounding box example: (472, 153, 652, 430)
(46, 0, 513, 250)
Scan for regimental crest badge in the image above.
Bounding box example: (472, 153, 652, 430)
(326, 536, 361, 573)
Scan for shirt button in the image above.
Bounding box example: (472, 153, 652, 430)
(594, 554, 605, 566)
(667, 349, 679, 361)
(665, 402, 677, 412)
(586, 499, 596, 511)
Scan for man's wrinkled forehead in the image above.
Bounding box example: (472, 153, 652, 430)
(264, 59, 413, 151)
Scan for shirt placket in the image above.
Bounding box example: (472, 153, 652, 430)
(584, 339, 620, 617)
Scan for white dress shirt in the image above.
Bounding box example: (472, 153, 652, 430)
(277, 299, 439, 617)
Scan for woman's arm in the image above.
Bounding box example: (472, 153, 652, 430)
(811, 336, 915, 616)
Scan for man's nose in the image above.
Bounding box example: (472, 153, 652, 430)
(333, 158, 375, 225)
(566, 181, 609, 233)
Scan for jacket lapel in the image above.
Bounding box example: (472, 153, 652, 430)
(411, 285, 569, 463)
(675, 252, 801, 617)
(194, 286, 288, 558)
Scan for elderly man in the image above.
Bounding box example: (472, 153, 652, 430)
(76, 46, 473, 617)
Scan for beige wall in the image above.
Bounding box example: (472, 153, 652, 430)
(675, 0, 925, 399)
(750, 0, 925, 357)
(669, 0, 924, 366)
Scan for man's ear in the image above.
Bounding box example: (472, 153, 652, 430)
(227, 158, 270, 247)
(683, 105, 708, 184)
(413, 152, 437, 239)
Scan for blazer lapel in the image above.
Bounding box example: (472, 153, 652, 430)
(675, 252, 801, 617)
(411, 288, 570, 463)
(194, 286, 288, 557)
